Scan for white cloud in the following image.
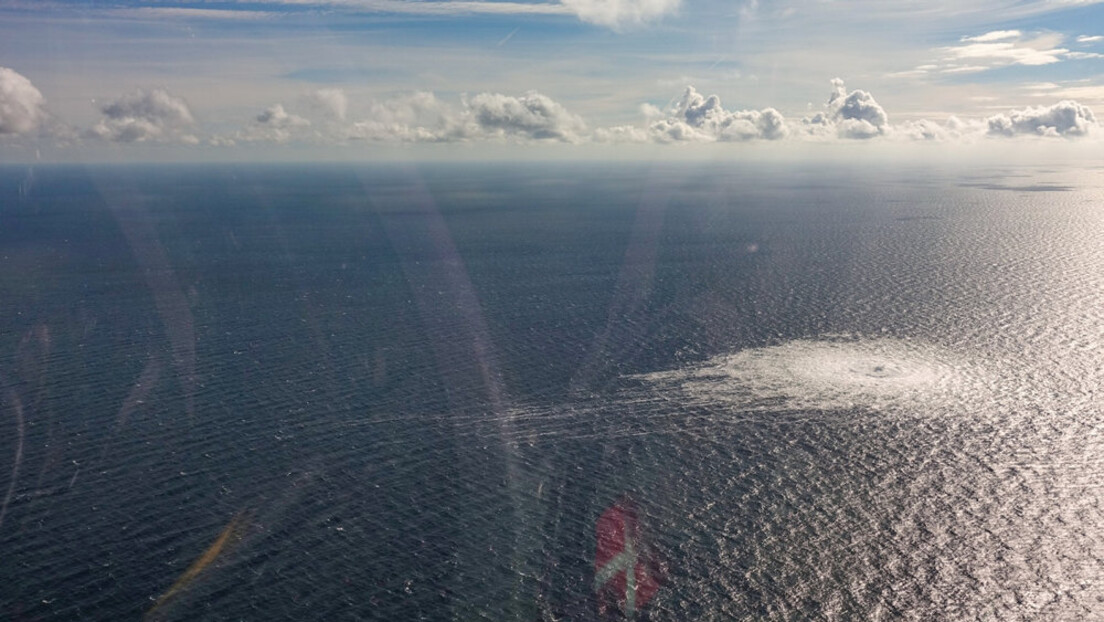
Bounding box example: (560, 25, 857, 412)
(896, 118, 948, 141)
(941, 65, 990, 74)
(899, 31, 1104, 77)
(348, 119, 440, 142)
(803, 79, 888, 139)
(87, 88, 197, 143)
(987, 100, 1097, 137)
(305, 88, 348, 121)
(894, 116, 987, 142)
(365, 91, 450, 128)
(639, 102, 664, 118)
(646, 118, 714, 143)
(0, 67, 47, 136)
(346, 90, 585, 143)
(458, 91, 587, 141)
(164, 0, 572, 17)
(109, 7, 274, 20)
(936, 31, 1084, 73)
(348, 91, 453, 142)
(256, 103, 308, 127)
(962, 30, 1022, 42)
(626, 86, 787, 143)
(944, 40, 1067, 66)
(559, 0, 680, 29)
(592, 124, 652, 143)
(236, 103, 311, 143)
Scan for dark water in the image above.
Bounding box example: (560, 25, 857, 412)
(1, 163, 1102, 620)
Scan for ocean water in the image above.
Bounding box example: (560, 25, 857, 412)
(0, 162, 1102, 620)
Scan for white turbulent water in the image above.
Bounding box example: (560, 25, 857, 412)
(636, 336, 993, 415)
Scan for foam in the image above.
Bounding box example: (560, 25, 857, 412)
(636, 336, 989, 414)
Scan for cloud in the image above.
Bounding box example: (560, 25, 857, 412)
(1076, 35, 1104, 43)
(348, 91, 453, 142)
(100, 0, 572, 18)
(897, 118, 949, 141)
(458, 91, 587, 141)
(624, 86, 787, 143)
(559, 0, 680, 29)
(944, 41, 1067, 67)
(346, 90, 585, 143)
(109, 7, 274, 21)
(639, 102, 664, 118)
(803, 79, 888, 139)
(0, 67, 47, 136)
(986, 100, 1097, 137)
(306, 88, 348, 121)
(962, 30, 1021, 42)
(895, 116, 986, 142)
(592, 124, 652, 143)
(256, 103, 308, 127)
(236, 103, 311, 143)
(939, 31, 1072, 73)
(87, 88, 197, 143)
(1065, 51, 1104, 59)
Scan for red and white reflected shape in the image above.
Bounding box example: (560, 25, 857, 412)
(594, 496, 662, 619)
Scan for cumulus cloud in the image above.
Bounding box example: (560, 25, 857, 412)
(611, 86, 786, 144)
(560, 0, 680, 29)
(236, 103, 311, 143)
(87, 88, 197, 143)
(803, 79, 888, 139)
(0, 67, 47, 135)
(346, 90, 585, 143)
(458, 91, 587, 141)
(986, 100, 1097, 137)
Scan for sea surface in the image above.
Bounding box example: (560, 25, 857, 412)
(1, 162, 1102, 620)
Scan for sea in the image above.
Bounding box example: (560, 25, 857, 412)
(0, 162, 1102, 621)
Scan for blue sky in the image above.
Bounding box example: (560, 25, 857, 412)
(0, 0, 1103, 160)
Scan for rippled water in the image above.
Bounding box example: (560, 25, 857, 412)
(1, 163, 1102, 620)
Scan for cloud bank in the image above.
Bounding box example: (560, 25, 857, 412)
(0, 67, 47, 136)
(2, 67, 1098, 151)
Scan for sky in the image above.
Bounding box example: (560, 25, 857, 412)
(0, 0, 1103, 161)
